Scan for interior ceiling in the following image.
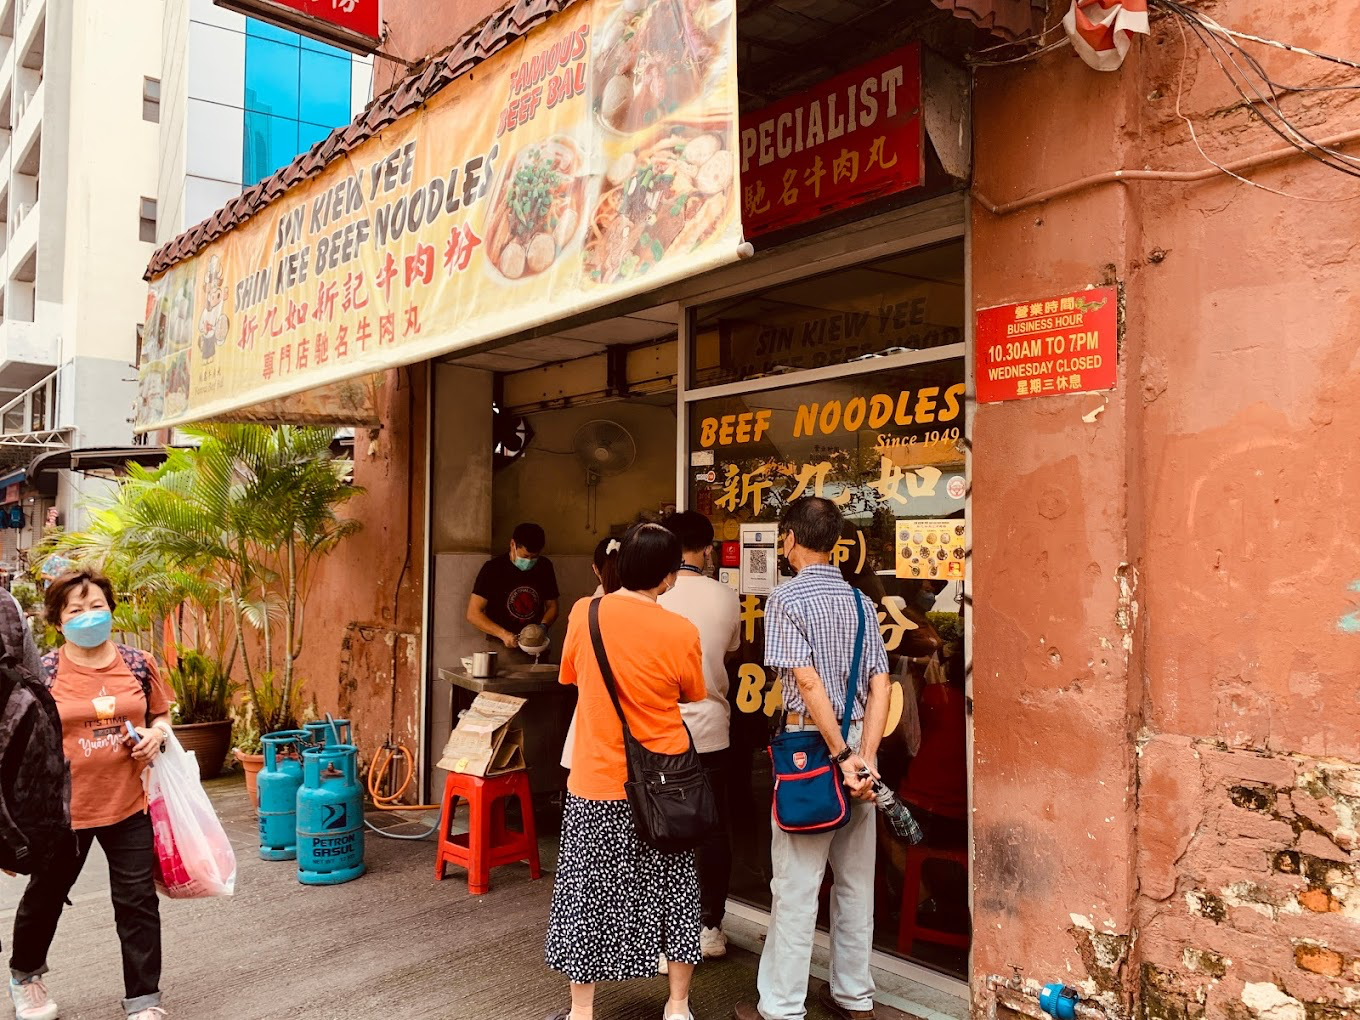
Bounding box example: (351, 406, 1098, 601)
(446, 1, 979, 377)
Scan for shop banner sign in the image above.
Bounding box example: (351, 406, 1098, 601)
(137, 0, 742, 432)
(975, 286, 1118, 403)
(215, 0, 382, 54)
(739, 42, 923, 238)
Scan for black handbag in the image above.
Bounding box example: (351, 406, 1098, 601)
(587, 598, 719, 854)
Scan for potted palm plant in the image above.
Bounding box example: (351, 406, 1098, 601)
(166, 648, 236, 779)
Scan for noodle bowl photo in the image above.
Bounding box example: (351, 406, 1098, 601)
(484, 136, 591, 281)
(593, 0, 734, 134)
(584, 122, 735, 286)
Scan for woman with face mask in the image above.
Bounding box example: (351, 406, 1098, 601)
(7, 569, 174, 1020)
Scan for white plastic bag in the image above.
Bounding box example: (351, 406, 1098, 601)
(142, 731, 237, 898)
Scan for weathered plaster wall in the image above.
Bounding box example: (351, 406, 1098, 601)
(972, 2, 1360, 1018)
(285, 365, 428, 767)
(970, 45, 1141, 1018)
(375, 0, 509, 91)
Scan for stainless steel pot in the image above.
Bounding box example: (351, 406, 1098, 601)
(470, 651, 498, 678)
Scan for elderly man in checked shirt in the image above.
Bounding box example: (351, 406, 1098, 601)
(735, 497, 892, 1020)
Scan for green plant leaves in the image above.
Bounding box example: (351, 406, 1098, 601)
(40, 425, 364, 735)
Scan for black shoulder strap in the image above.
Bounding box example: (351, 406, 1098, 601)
(587, 598, 635, 741)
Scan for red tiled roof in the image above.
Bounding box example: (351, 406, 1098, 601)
(145, 0, 582, 280)
(933, 0, 1046, 42)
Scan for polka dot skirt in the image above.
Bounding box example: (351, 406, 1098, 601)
(545, 794, 702, 984)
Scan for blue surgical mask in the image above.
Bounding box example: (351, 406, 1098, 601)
(915, 590, 937, 613)
(64, 609, 113, 648)
(512, 556, 537, 572)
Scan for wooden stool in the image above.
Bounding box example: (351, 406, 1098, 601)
(898, 842, 970, 955)
(434, 770, 541, 894)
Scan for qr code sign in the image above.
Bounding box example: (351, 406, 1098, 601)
(748, 549, 768, 574)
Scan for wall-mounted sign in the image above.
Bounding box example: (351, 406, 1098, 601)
(975, 286, 1119, 403)
(739, 42, 923, 238)
(215, 0, 383, 55)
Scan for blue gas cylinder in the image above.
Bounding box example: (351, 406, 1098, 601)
(258, 730, 308, 861)
(296, 744, 366, 885)
(304, 717, 352, 748)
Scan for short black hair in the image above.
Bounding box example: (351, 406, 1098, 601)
(618, 523, 682, 591)
(780, 496, 843, 554)
(663, 510, 714, 553)
(512, 522, 546, 554)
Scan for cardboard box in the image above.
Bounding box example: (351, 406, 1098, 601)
(436, 692, 527, 776)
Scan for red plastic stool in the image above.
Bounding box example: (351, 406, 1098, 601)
(898, 843, 970, 955)
(434, 769, 541, 894)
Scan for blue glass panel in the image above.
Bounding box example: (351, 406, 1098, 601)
(299, 120, 336, 153)
(299, 51, 351, 127)
(246, 17, 299, 45)
(244, 35, 301, 120)
(242, 111, 300, 185)
(300, 34, 347, 56)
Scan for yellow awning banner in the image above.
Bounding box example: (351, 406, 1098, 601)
(136, 0, 742, 431)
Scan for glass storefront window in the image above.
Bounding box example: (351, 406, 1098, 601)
(688, 240, 964, 389)
(687, 248, 968, 978)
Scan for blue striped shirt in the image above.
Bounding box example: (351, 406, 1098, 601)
(763, 564, 890, 720)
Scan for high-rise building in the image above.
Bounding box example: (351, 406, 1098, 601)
(158, 0, 374, 240)
(0, 0, 162, 574)
(0, 0, 372, 578)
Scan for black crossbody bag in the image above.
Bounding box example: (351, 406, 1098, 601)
(587, 598, 719, 854)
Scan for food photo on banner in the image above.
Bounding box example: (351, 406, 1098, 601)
(136, 0, 742, 431)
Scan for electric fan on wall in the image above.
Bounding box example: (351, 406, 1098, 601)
(573, 419, 637, 531)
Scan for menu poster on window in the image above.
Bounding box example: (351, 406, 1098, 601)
(739, 523, 780, 596)
(895, 518, 965, 581)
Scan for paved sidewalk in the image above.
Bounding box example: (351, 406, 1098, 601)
(1, 776, 920, 1020)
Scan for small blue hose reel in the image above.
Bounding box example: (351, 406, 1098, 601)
(1040, 984, 1081, 1020)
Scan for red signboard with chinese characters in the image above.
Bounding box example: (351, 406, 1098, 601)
(739, 43, 923, 237)
(976, 287, 1119, 403)
(216, 0, 381, 54)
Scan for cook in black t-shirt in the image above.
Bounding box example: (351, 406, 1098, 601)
(467, 522, 560, 649)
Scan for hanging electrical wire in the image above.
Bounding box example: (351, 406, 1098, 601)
(968, 36, 1071, 68)
(1149, 0, 1360, 183)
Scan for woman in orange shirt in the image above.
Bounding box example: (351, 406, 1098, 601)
(545, 524, 707, 1020)
(8, 570, 174, 1020)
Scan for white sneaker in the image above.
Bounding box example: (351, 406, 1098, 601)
(126, 1009, 167, 1020)
(8, 977, 58, 1020)
(700, 926, 728, 959)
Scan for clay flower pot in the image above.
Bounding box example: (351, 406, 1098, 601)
(173, 720, 234, 780)
(234, 748, 266, 810)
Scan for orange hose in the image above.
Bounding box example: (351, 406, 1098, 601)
(367, 743, 439, 811)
